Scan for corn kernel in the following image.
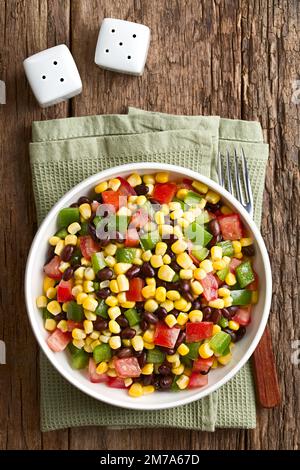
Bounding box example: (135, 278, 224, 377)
(95, 361, 108, 375)
(142, 250, 152, 262)
(72, 285, 83, 298)
(54, 239, 65, 256)
(142, 385, 155, 395)
(84, 267, 95, 281)
(166, 353, 180, 363)
(131, 335, 144, 351)
(155, 241, 168, 257)
(165, 314, 177, 328)
(143, 174, 155, 185)
(72, 328, 86, 340)
(188, 310, 203, 323)
(128, 382, 143, 397)
(144, 341, 155, 350)
(200, 259, 213, 273)
(155, 286, 167, 303)
(108, 178, 121, 191)
(36, 295, 48, 308)
(166, 290, 181, 301)
(127, 173, 142, 187)
(223, 296, 233, 307)
(84, 310, 97, 321)
(155, 172, 169, 183)
(143, 328, 155, 343)
(49, 236, 60, 246)
(177, 312, 189, 326)
(43, 276, 55, 293)
(64, 234, 77, 246)
(160, 299, 174, 312)
(157, 265, 175, 282)
(211, 359, 219, 369)
(136, 195, 147, 206)
(58, 261, 70, 273)
(193, 268, 207, 280)
(182, 301, 192, 313)
(171, 239, 188, 254)
(170, 208, 183, 220)
(74, 266, 85, 279)
(182, 211, 196, 223)
(190, 280, 203, 295)
(95, 181, 108, 193)
(141, 285, 154, 299)
(108, 307, 122, 321)
(235, 252, 243, 259)
(177, 343, 190, 356)
(159, 224, 173, 237)
(120, 301, 136, 309)
(81, 257, 91, 267)
(211, 246, 222, 261)
(174, 297, 188, 311)
(240, 237, 253, 247)
(176, 252, 193, 269)
(145, 278, 155, 287)
(117, 274, 129, 292)
(76, 292, 88, 305)
(105, 256, 116, 267)
(161, 254, 171, 265)
(79, 203, 91, 220)
(47, 300, 61, 316)
(141, 363, 154, 375)
(149, 255, 163, 269)
(232, 240, 242, 254)
(106, 368, 117, 377)
(109, 335, 122, 349)
(172, 364, 185, 375)
(206, 190, 220, 204)
(83, 280, 94, 293)
(176, 374, 190, 390)
(45, 319, 57, 331)
(114, 263, 132, 275)
(117, 206, 132, 217)
(179, 269, 193, 280)
(228, 320, 240, 331)
(218, 352, 232, 365)
(199, 342, 214, 358)
(218, 287, 231, 298)
(90, 331, 100, 340)
(192, 180, 208, 194)
(212, 324, 222, 335)
(103, 243, 116, 257)
(109, 279, 119, 293)
(57, 320, 68, 332)
(176, 188, 189, 200)
(82, 296, 98, 312)
(83, 320, 93, 335)
(62, 302, 69, 312)
(104, 296, 117, 308)
(209, 298, 225, 309)
(213, 259, 227, 270)
(90, 339, 101, 350)
(225, 272, 236, 286)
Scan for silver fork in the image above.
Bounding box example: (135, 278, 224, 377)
(216, 148, 280, 408)
(217, 148, 253, 218)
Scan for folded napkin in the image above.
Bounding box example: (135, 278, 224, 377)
(30, 108, 268, 432)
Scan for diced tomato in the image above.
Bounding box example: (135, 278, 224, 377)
(115, 357, 141, 378)
(124, 228, 140, 247)
(200, 273, 218, 301)
(66, 320, 83, 331)
(154, 322, 180, 349)
(233, 306, 252, 326)
(186, 322, 214, 343)
(193, 357, 214, 373)
(43, 255, 62, 280)
(126, 278, 145, 302)
(47, 329, 71, 352)
(248, 272, 259, 291)
(91, 200, 100, 213)
(79, 236, 100, 260)
(182, 178, 193, 187)
(57, 279, 73, 303)
(129, 208, 149, 229)
(117, 176, 137, 196)
(188, 372, 208, 389)
(88, 358, 108, 383)
(102, 190, 127, 211)
(229, 257, 242, 273)
(152, 182, 177, 204)
(107, 377, 128, 389)
(218, 214, 243, 240)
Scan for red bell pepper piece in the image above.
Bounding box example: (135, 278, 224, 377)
(47, 329, 71, 352)
(107, 377, 128, 389)
(193, 357, 214, 373)
(88, 358, 108, 383)
(43, 255, 62, 280)
(233, 306, 252, 326)
(152, 182, 177, 204)
(188, 372, 208, 388)
(154, 322, 180, 349)
(186, 322, 214, 343)
(117, 176, 137, 196)
(102, 190, 127, 211)
(218, 214, 243, 240)
(229, 257, 242, 273)
(114, 357, 141, 378)
(126, 278, 145, 302)
(66, 320, 83, 331)
(79, 236, 100, 260)
(57, 279, 73, 303)
(124, 228, 140, 247)
(200, 273, 218, 301)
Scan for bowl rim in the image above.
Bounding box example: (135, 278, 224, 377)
(25, 162, 272, 410)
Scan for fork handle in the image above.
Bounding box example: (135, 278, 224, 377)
(251, 325, 281, 408)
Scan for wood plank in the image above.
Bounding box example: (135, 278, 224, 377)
(0, 0, 70, 450)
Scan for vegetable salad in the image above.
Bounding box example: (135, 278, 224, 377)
(36, 172, 258, 397)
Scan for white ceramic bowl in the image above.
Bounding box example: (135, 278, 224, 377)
(25, 163, 272, 410)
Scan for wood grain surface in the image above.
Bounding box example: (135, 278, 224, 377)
(0, 0, 299, 450)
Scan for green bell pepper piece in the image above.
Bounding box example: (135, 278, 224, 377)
(55, 228, 68, 239)
(172, 273, 180, 282)
(185, 222, 213, 246)
(146, 348, 165, 364)
(70, 248, 82, 266)
(116, 247, 137, 263)
(209, 331, 231, 356)
(184, 191, 203, 206)
(218, 316, 229, 329)
(173, 197, 188, 211)
(139, 230, 160, 251)
(195, 210, 210, 225)
(95, 299, 109, 319)
(70, 348, 89, 369)
(97, 215, 129, 237)
(236, 261, 255, 288)
(171, 376, 180, 392)
(230, 289, 252, 305)
(217, 266, 229, 281)
(67, 301, 84, 321)
(191, 246, 209, 262)
(180, 356, 193, 369)
(143, 200, 156, 219)
(42, 308, 53, 320)
(79, 221, 89, 235)
(93, 281, 100, 291)
(186, 341, 201, 359)
(93, 216, 102, 227)
(57, 207, 80, 229)
(217, 240, 234, 257)
(92, 252, 106, 273)
(93, 343, 112, 363)
(124, 308, 140, 326)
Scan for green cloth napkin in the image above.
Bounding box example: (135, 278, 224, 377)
(29, 108, 268, 432)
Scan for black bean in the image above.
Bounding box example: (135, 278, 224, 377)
(126, 265, 141, 279)
(140, 319, 149, 331)
(210, 309, 222, 324)
(156, 279, 168, 288)
(88, 222, 98, 242)
(166, 234, 178, 245)
(137, 351, 147, 368)
(116, 315, 129, 328)
(161, 347, 176, 355)
(182, 291, 194, 303)
(54, 311, 67, 321)
(95, 288, 111, 299)
(93, 317, 108, 331)
(171, 309, 179, 318)
(149, 198, 161, 207)
(159, 375, 173, 390)
(222, 308, 233, 319)
(227, 306, 239, 315)
(180, 280, 190, 292)
(140, 262, 155, 278)
(223, 328, 237, 342)
(100, 236, 111, 247)
(208, 219, 221, 237)
(156, 307, 168, 320)
(242, 245, 255, 256)
(45, 246, 55, 265)
(166, 248, 176, 260)
(169, 260, 181, 272)
(78, 196, 91, 205)
(192, 299, 202, 311)
(94, 194, 103, 203)
(142, 374, 154, 386)
(96, 267, 114, 281)
(120, 327, 136, 339)
(60, 244, 75, 262)
(117, 347, 133, 358)
(152, 375, 161, 389)
(175, 330, 186, 347)
(208, 233, 222, 248)
(158, 364, 171, 375)
(135, 184, 149, 196)
(62, 266, 74, 281)
(142, 311, 159, 324)
(205, 202, 221, 212)
(235, 326, 246, 342)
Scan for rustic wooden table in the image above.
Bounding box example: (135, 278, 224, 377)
(0, 0, 299, 451)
